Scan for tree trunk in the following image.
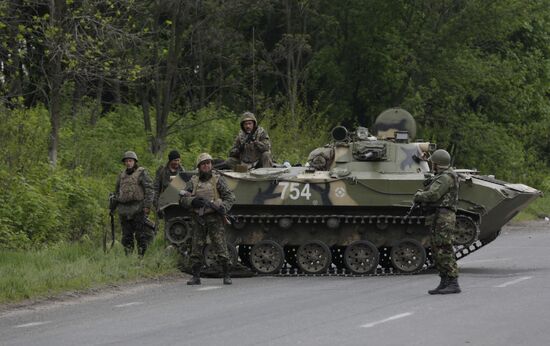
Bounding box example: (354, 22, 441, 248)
(152, 2, 183, 155)
(90, 77, 103, 125)
(46, 0, 66, 167)
(48, 67, 62, 167)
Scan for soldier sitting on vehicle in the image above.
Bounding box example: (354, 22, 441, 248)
(225, 111, 273, 170)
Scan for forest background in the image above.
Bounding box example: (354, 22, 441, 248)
(1, 0, 549, 253)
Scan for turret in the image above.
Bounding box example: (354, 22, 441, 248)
(308, 108, 434, 173)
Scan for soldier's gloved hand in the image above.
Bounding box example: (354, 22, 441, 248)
(191, 197, 207, 208)
(143, 207, 150, 215)
(212, 200, 226, 214)
(230, 147, 241, 158)
(413, 191, 422, 203)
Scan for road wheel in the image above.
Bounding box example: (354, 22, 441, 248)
(296, 240, 332, 274)
(249, 240, 285, 275)
(454, 215, 480, 246)
(390, 239, 426, 273)
(204, 243, 238, 268)
(344, 240, 379, 274)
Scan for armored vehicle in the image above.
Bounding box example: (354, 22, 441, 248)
(159, 108, 541, 275)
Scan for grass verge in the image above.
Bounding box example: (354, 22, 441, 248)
(513, 192, 549, 222)
(0, 236, 180, 305)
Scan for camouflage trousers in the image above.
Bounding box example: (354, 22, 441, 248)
(430, 210, 458, 278)
(226, 151, 273, 169)
(120, 212, 154, 256)
(189, 213, 230, 267)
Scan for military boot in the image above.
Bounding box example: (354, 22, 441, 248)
(138, 246, 147, 258)
(222, 262, 232, 285)
(437, 277, 461, 294)
(187, 263, 202, 285)
(428, 276, 448, 295)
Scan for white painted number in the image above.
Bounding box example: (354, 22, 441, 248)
(289, 182, 300, 199)
(301, 184, 311, 200)
(279, 182, 311, 200)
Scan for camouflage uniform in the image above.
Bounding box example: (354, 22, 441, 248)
(115, 166, 154, 255)
(414, 168, 459, 278)
(180, 173, 235, 268)
(226, 112, 273, 169)
(154, 163, 185, 208)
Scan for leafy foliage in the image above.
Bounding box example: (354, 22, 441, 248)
(1, 0, 550, 252)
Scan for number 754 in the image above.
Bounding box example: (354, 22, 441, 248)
(278, 182, 312, 200)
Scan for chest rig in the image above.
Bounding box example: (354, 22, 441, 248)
(118, 167, 145, 203)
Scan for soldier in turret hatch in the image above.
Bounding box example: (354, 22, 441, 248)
(225, 111, 273, 170)
(414, 149, 461, 295)
(114, 151, 154, 256)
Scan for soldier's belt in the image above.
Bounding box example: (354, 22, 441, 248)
(193, 208, 216, 215)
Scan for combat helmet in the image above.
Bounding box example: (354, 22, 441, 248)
(122, 151, 138, 162)
(196, 153, 213, 167)
(430, 149, 451, 168)
(240, 111, 257, 131)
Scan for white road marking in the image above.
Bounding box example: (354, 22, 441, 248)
(361, 312, 413, 328)
(114, 302, 143, 308)
(495, 276, 532, 288)
(197, 286, 222, 291)
(14, 321, 51, 328)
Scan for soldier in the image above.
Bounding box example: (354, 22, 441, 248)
(180, 153, 236, 285)
(115, 151, 155, 256)
(154, 150, 185, 208)
(414, 149, 461, 294)
(225, 111, 273, 170)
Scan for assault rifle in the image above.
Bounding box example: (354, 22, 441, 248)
(404, 201, 422, 219)
(245, 131, 257, 144)
(104, 193, 117, 252)
(197, 199, 237, 226)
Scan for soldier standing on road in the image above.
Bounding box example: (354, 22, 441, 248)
(154, 150, 185, 209)
(225, 111, 273, 170)
(180, 153, 236, 285)
(414, 149, 461, 295)
(115, 151, 155, 256)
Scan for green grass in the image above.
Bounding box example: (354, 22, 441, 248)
(513, 192, 549, 222)
(0, 236, 180, 305)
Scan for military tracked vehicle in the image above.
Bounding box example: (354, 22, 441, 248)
(159, 108, 541, 275)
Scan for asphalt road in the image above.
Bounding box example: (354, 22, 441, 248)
(2, 222, 550, 346)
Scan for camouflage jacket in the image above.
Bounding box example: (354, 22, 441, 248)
(414, 168, 459, 212)
(154, 163, 185, 206)
(229, 126, 271, 164)
(115, 166, 154, 217)
(180, 173, 235, 213)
